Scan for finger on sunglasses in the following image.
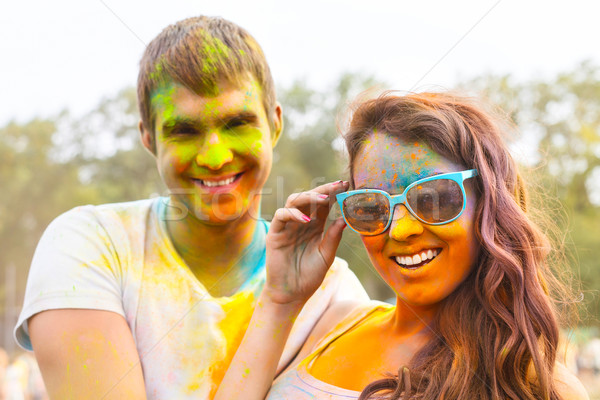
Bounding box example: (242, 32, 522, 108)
(269, 207, 312, 234)
(308, 180, 350, 197)
(284, 191, 332, 209)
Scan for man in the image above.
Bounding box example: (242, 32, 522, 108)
(14, 16, 368, 399)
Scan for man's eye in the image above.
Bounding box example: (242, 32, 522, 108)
(170, 127, 197, 135)
(226, 119, 248, 129)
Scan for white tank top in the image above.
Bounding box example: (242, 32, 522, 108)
(266, 301, 393, 400)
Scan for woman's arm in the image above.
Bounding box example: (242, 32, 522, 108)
(213, 181, 349, 400)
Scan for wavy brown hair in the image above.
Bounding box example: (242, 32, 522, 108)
(344, 92, 574, 400)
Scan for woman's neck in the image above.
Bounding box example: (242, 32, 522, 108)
(386, 296, 440, 337)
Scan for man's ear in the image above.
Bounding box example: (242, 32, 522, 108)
(271, 102, 283, 148)
(139, 120, 156, 156)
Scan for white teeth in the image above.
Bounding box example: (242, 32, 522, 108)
(201, 176, 236, 187)
(395, 249, 440, 268)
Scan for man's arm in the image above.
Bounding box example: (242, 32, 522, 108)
(29, 309, 146, 400)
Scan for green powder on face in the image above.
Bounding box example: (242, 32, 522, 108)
(151, 85, 177, 128)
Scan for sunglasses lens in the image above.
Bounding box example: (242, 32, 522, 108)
(342, 192, 390, 235)
(406, 179, 464, 223)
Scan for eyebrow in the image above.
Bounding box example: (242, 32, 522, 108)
(221, 111, 260, 127)
(162, 116, 203, 131)
(161, 111, 260, 131)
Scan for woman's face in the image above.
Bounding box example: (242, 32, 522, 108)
(352, 132, 480, 307)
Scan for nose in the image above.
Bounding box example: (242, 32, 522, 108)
(196, 131, 234, 170)
(389, 204, 424, 241)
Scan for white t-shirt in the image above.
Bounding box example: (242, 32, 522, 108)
(14, 197, 369, 399)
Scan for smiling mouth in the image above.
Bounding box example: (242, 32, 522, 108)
(393, 248, 441, 270)
(192, 172, 244, 188)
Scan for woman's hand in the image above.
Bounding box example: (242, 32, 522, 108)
(264, 180, 350, 306)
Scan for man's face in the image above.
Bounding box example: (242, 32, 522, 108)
(142, 79, 282, 225)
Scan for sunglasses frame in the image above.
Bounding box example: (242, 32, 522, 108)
(336, 169, 478, 236)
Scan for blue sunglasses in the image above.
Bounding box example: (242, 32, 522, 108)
(336, 169, 478, 235)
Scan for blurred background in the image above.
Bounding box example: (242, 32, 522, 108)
(1, 0, 600, 398)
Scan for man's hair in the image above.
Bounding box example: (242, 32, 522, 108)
(137, 16, 276, 139)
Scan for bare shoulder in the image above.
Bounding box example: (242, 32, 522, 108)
(310, 300, 365, 344)
(280, 300, 363, 374)
(554, 362, 590, 400)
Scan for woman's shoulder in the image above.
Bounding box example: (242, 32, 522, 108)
(553, 362, 589, 400)
(314, 300, 391, 341)
(281, 300, 390, 375)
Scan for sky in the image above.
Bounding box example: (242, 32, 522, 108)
(1, 0, 599, 126)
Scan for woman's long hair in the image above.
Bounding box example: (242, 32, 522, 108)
(344, 92, 575, 400)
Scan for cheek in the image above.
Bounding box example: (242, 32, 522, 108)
(233, 130, 269, 157)
(360, 235, 387, 267)
(435, 217, 479, 277)
(163, 144, 197, 174)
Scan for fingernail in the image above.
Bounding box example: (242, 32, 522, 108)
(319, 194, 329, 199)
(302, 215, 311, 222)
(335, 180, 343, 184)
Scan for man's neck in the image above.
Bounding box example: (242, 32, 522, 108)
(165, 202, 263, 297)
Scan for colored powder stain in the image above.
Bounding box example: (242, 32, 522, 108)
(244, 368, 250, 376)
(206, 145, 233, 167)
(414, 142, 419, 146)
(393, 173, 398, 183)
(72, 285, 76, 291)
(381, 169, 386, 175)
(200, 35, 231, 75)
(151, 86, 176, 128)
(411, 154, 416, 159)
(205, 290, 256, 398)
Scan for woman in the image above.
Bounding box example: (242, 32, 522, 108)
(214, 92, 589, 399)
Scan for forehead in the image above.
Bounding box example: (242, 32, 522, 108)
(151, 79, 265, 123)
(353, 132, 465, 193)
